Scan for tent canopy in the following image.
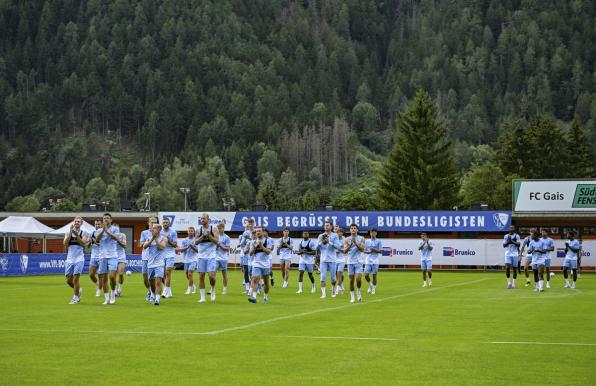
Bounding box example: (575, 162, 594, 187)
(0, 216, 54, 237)
(47, 220, 95, 237)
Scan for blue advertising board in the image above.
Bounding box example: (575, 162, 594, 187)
(229, 211, 511, 232)
(160, 211, 512, 233)
(0, 254, 143, 277)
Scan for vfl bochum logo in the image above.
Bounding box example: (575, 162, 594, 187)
(20, 255, 28, 274)
(492, 213, 510, 229)
(163, 215, 176, 225)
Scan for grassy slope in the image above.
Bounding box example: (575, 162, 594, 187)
(0, 270, 594, 385)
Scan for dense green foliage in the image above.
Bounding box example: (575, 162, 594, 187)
(0, 1, 594, 211)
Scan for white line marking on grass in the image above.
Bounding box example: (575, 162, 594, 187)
(276, 335, 399, 341)
(0, 277, 490, 337)
(484, 341, 596, 347)
(202, 277, 490, 335)
(0, 328, 215, 336)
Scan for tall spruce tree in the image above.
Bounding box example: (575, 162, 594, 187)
(567, 118, 594, 178)
(378, 90, 459, 209)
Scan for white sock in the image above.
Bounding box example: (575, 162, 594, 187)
(200, 288, 205, 298)
(298, 282, 303, 291)
(223, 286, 227, 291)
(156, 294, 161, 300)
(350, 291, 355, 299)
(565, 279, 570, 285)
(357, 288, 361, 296)
(429, 278, 432, 284)
(252, 291, 257, 298)
(321, 287, 326, 296)
(512, 279, 516, 286)
(211, 286, 215, 294)
(507, 278, 511, 285)
(539, 280, 544, 290)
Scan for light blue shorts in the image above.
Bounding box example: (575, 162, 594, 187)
(65, 261, 84, 276)
(545, 259, 551, 268)
(563, 258, 577, 269)
(364, 264, 379, 274)
(198, 258, 216, 273)
(117, 256, 126, 264)
(184, 262, 197, 272)
(98, 258, 118, 274)
(348, 263, 362, 276)
(421, 260, 432, 271)
(142, 260, 148, 274)
(252, 266, 271, 277)
(148, 266, 164, 280)
(216, 260, 228, 271)
(299, 263, 314, 273)
(280, 257, 292, 266)
(336, 262, 345, 272)
(320, 261, 337, 282)
(505, 256, 517, 266)
(164, 257, 175, 269)
(532, 258, 545, 269)
(89, 257, 100, 268)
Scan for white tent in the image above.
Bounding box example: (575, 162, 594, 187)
(47, 220, 95, 237)
(0, 216, 55, 253)
(0, 216, 54, 236)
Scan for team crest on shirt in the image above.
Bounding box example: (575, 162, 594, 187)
(492, 213, 509, 229)
(20, 254, 28, 273)
(0, 257, 8, 272)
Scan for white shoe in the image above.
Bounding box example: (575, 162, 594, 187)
(185, 288, 191, 295)
(571, 283, 576, 289)
(95, 289, 102, 297)
(357, 294, 362, 302)
(428, 281, 432, 287)
(564, 283, 570, 288)
(311, 287, 316, 293)
(296, 289, 302, 294)
(422, 282, 427, 287)
(69, 297, 78, 305)
(320, 295, 326, 299)
(222, 288, 227, 295)
(198, 298, 206, 303)
(371, 287, 376, 294)
(282, 281, 288, 288)
(211, 293, 216, 302)
(191, 285, 197, 294)
(102, 300, 109, 305)
(367, 287, 371, 294)
(109, 296, 116, 305)
(350, 298, 355, 303)
(546, 282, 550, 289)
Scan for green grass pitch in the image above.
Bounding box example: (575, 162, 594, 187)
(0, 270, 594, 385)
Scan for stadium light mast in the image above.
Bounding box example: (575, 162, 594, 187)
(222, 197, 235, 211)
(144, 192, 151, 211)
(179, 187, 191, 211)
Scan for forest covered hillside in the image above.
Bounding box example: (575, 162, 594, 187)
(0, 0, 594, 212)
